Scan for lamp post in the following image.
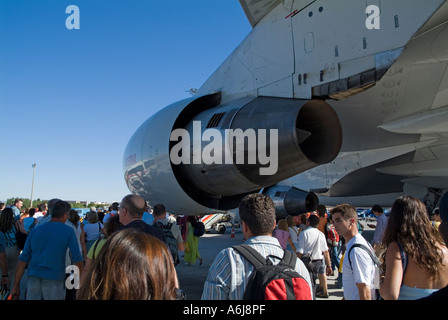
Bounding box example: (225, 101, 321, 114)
(31, 163, 37, 208)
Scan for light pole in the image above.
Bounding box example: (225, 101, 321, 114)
(31, 163, 37, 208)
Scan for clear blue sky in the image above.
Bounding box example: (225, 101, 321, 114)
(0, 0, 251, 203)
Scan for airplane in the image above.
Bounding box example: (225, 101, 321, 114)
(123, 0, 448, 219)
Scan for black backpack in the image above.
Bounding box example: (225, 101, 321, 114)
(193, 221, 205, 237)
(232, 244, 312, 300)
(153, 221, 180, 266)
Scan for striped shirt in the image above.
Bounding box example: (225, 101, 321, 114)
(201, 235, 313, 300)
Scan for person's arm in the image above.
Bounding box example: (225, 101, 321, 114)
(287, 237, 297, 253)
(356, 282, 372, 300)
(80, 224, 87, 260)
(323, 250, 332, 275)
(10, 260, 27, 299)
(201, 250, 231, 300)
(379, 242, 403, 300)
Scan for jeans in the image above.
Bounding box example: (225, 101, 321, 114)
(26, 276, 66, 300)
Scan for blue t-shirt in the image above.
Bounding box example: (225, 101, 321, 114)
(19, 221, 83, 280)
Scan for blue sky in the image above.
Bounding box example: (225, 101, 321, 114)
(0, 0, 251, 203)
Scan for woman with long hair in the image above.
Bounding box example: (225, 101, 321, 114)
(78, 228, 180, 300)
(379, 196, 448, 299)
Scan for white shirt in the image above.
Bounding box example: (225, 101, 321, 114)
(288, 226, 299, 250)
(343, 233, 377, 300)
(297, 226, 328, 260)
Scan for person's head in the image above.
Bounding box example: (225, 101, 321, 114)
(28, 208, 36, 217)
(430, 208, 442, 222)
(238, 193, 276, 238)
(300, 214, 307, 225)
(111, 202, 119, 212)
(316, 204, 326, 217)
(371, 204, 383, 217)
(14, 198, 23, 209)
(103, 215, 123, 238)
(47, 198, 61, 216)
(285, 215, 295, 228)
(119, 194, 146, 225)
(277, 219, 288, 231)
(38, 202, 47, 212)
(0, 207, 14, 233)
(68, 209, 80, 226)
(307, 214, 319, 228)
(78, 228, 178, 300)
(330, 203, 358, 241)
(153, 204, 166, 218)
(86, 211, 99, 224)
(50, 201, 71, 221)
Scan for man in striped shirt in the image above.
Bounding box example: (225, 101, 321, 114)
(201, 193, 313, 300)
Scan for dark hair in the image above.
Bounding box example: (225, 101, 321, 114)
(372, 204, 383, 213)
(111, 202, 119, 211)
(28, 208, 36, 217)
(238, 193, 275, 236)
(381, 196, 444, 279)
(0, 207, 14, 233)
(153, 204, 166, 217)
(308, 214, 319, 228)
(38, 203, 47, 212)
(316, 204, 326, 217)
(51, 201, 71, 218)
(103, 215, 123, 237)
(68, 209, 80, 226)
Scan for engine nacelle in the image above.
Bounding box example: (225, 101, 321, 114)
(123, 93, 342, 214)
(262, 185, 319, 219)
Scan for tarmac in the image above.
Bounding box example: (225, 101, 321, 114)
(176, 220, 375, 300)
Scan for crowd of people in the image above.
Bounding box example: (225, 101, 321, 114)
(0, 191, 447, 300)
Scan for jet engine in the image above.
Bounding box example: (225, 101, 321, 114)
(123, 93, 342, 215)
(262, 185, 319, 219)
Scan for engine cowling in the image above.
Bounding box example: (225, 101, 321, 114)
(123, 93, 342, 214)
(262, 185, 319, 219)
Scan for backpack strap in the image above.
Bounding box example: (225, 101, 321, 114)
(279, 249, 297, 269)
(232, 244, 272, 268)
(396, 242, 408, 281)
(348, 243, 380, 268)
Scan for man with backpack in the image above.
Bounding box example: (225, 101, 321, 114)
(152, 204, 184, 266)
(201, 193, 313, 300)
